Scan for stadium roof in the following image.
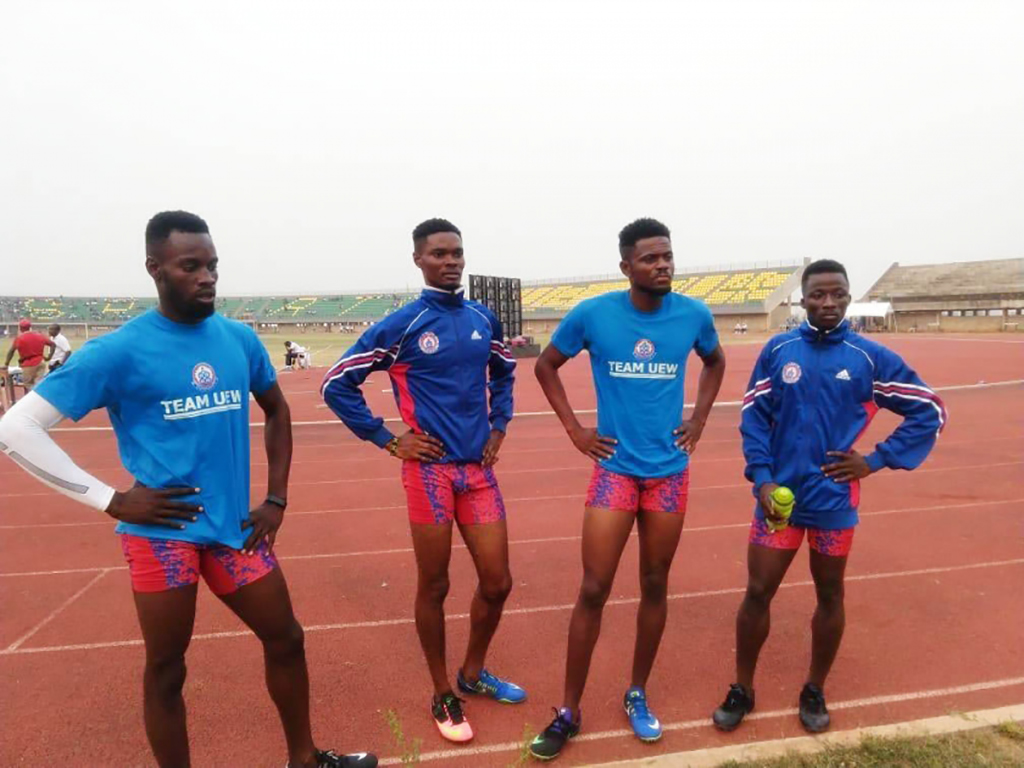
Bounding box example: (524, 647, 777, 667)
(864, 258, 1024, 300)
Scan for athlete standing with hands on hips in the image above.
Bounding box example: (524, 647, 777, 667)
(530, 218, 726, 760)
(713, 259, 946, 734)
(322, 218, 524, 743)
(0, 211, 376, 768)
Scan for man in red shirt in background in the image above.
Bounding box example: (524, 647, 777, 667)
(4, 319, 55, 394)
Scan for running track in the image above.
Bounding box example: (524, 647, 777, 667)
(1, 334, 1022, 766)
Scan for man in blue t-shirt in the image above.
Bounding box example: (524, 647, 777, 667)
(529, 218, 726, 760)
(0, 212, 375, 768)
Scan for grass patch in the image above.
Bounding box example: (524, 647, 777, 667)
(717, 723, 1024, 767)
(508, 722, 537, 767)
(383, 708, 422, 766)
(995, 720, 1024, 742)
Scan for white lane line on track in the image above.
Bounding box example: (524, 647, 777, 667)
(6, 433, 1024, 479)
(43, 378, 1024, 432)
(8, 456, 1015, 505)
(2, 463, 1022, 530)
(382, 677, 1024, 765)
(3, 495, 1021, 575)
(4, 570, 109, 651)
(1, 557, 1021, 655)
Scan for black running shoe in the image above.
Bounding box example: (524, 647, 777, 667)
(712, 683, 755, 731)
(293, 749, 378, 768)
(799, 683, 830, 733)
(529, 707, 580, 761)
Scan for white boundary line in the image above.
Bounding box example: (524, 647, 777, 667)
(4, 457, 1021, 501)
(44, 378, 1024, 433)
(6, 433, 1019, 479)
(580, 703, 1024, 768)
(379, 679, 1024, 765)
(6, 497, 1016, 576)
(5, 569, 109, 651)
(1, 557, 1021, 656)
(2, 459, 1022, 526)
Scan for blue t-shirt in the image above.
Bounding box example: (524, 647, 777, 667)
(35, 310, 277, 548)
(552, 291, 719, 478)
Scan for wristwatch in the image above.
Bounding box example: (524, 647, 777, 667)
(385, 437, 400, 457)
(266, 494, 288, 510)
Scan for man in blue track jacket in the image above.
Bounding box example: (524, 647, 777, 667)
(713, 259, 946, 734)
(321, 219, 524, 743)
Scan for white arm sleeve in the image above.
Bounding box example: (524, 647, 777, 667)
(0, 392, 116, 512)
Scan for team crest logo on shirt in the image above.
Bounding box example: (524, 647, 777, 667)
(633, 338, 656, 361)
(191, 362, 217, 391)
(782, 362, 802, 384)
(418, 331, 441, 355)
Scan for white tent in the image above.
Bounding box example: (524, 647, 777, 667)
(846, 301, 892, 318)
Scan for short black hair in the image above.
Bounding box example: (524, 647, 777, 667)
(145, 211, 210, 254)
(412, 218, 461, 248)
(50, 324, 61, 332)
(618, 218, 671, 259)
(801, 259, 849, 290)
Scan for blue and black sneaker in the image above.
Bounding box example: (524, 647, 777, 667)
(529, 707, 580, 761)
(623, 687, 662, 742)
(457, 668, 527, 704)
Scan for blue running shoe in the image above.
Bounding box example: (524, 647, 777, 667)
(623, 687, 662, 742)
(457, 668, 527, 704)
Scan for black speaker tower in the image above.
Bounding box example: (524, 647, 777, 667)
(468, 275, 522, 338)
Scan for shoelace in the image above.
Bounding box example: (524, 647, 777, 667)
(725, 684, 749, 710)
(802, 687, 826, 713)
(316, 750, 340, 767)
(441, 693, 467, 724)
(476, 670, 500, 694)
(627, 694, 650, 719)
(545, 708, 574, 736)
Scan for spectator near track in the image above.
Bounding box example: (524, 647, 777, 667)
(530, 218, 727, 759)
(712, 258, 946, 735)
(3, 318, 55, 391)
(47, 323, 73, 371)
(322, 218, 523, 743)
(284, 340, 307, 370)
(0, 211, 376, 768)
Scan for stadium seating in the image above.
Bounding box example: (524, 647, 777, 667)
(521, 268, 793, 312)
(2, 268, 795, 327)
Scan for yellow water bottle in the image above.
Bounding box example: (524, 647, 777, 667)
(767, 486, 795, 533)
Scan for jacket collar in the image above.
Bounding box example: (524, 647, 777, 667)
(799, 317, 848, 344)
(421, 285, 465, 309)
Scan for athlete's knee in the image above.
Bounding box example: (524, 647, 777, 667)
(262, 619, 305, 662)
(814, 579, 844, 611)
(418, 573, 451, 605)
(479, 572, 512, 605)
(639, 567, 669, 602)
(744, 578, 779, 612)
(578, 574, 613, 611)
(144, 654, 187, 701)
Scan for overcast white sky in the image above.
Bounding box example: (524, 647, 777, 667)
(2, 1, 1021, 299)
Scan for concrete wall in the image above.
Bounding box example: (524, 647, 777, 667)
(523, 318, 561, 337)
(714, 312, 772, 334)
(895, 310, 1023, 332)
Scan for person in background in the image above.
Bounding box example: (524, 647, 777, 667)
(47, 324, 73, 371)
(3, 318, 55, 393)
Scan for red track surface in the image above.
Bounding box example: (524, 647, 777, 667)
(1, 334, 1022, 766)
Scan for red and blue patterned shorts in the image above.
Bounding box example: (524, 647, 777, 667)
(120, 534, 277, 595)
(402, 461, 507, 526)
(586, 465, 690, 516)
(748, 518, 855, 557)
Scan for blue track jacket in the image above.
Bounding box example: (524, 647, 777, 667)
(321, 287, 516, 462)
(741, 320, 946, 529)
